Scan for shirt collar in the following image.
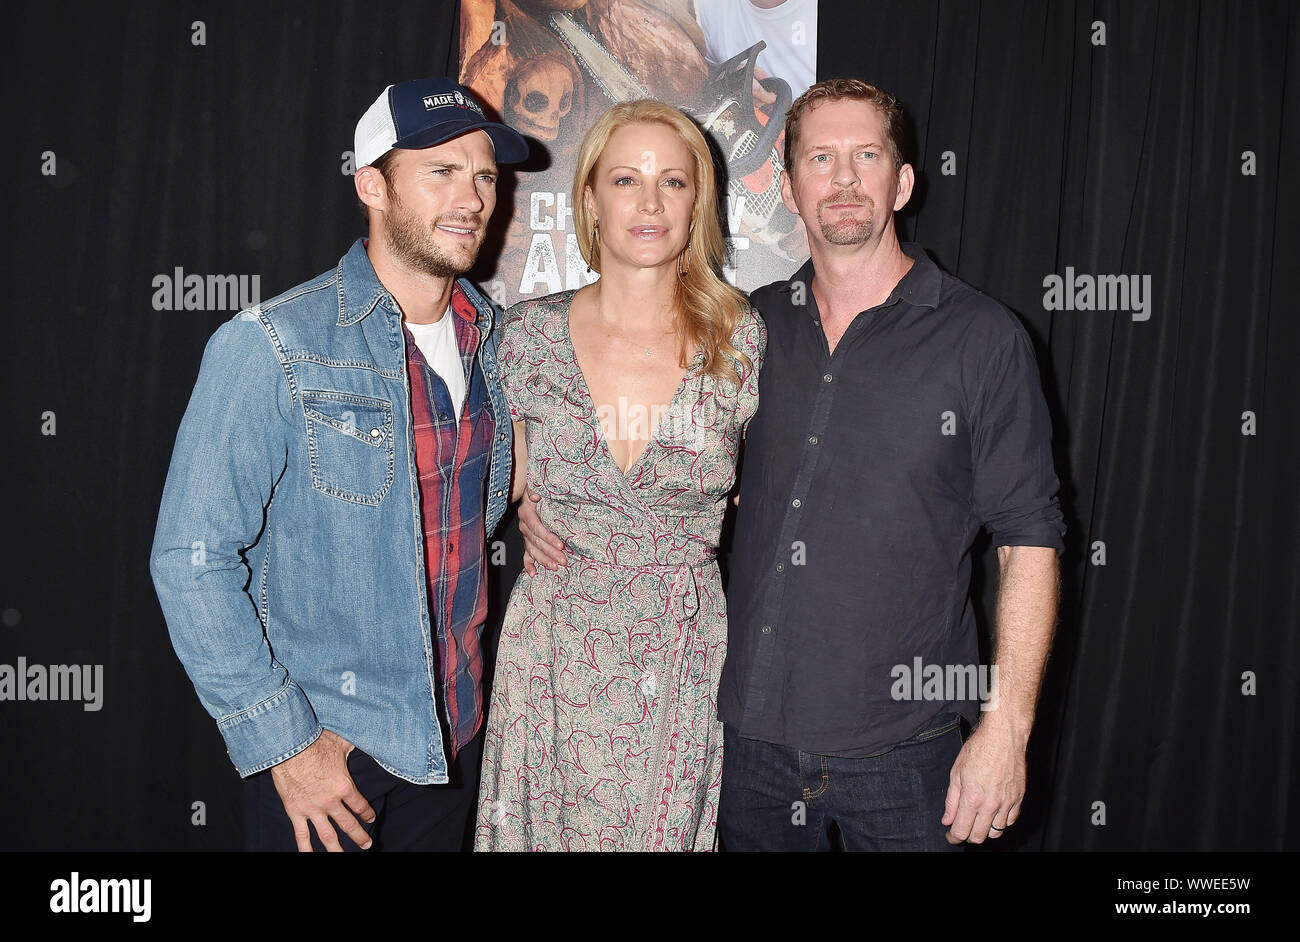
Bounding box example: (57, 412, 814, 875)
(448, 282, 479, 325)
(894, 242, 943, 309)
(337, 238, 394, 327)
(778, 241, 942, 314)
(336, 237, 493, 329)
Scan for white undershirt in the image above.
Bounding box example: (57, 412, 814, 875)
(405, 307, 467, 422)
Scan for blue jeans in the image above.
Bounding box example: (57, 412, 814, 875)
(718, 714, 966, 851)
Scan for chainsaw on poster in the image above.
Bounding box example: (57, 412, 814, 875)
(549, 13, 804, 260)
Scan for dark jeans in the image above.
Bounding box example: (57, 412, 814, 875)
(718, 714, 965, 852)
(242, 731, 482, 852)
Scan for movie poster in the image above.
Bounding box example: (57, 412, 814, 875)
(459, 0, 818, 305)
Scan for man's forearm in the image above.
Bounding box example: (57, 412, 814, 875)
(979, 545, 1060, 745)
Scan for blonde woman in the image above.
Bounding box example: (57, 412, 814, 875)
(474, 100, 766, 851)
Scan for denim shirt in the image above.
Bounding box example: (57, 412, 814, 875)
(149, 238, 512, 783)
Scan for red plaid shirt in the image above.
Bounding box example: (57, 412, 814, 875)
(404, 283, 495, 761)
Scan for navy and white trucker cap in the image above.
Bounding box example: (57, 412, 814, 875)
(354, 77, 529, 169)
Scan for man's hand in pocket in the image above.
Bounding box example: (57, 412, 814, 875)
(270, 728, 377, 852)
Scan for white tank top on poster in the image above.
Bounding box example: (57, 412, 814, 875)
(405, 308, 467, 423)
(695, 0, 818, 98)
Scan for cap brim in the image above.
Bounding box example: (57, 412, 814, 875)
(393, 118, 530, 164)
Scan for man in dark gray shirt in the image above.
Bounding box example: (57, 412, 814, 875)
(518, 79, 1063, 851)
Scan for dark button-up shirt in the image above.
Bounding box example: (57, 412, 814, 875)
(720, 242, 1065, 756)
(404, 283, 496, 760)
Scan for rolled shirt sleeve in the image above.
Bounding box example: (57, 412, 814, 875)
(969, 327, 1067, 552)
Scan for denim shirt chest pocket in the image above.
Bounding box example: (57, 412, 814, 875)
(301, 389, 396, 505)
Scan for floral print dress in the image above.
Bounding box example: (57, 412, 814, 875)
(473, 289, 765, 851)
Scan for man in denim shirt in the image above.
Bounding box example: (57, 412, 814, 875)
(150, 78, 527, 851)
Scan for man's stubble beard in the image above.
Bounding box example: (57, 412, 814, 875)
(383, 185, 482, 279)
(817, 190, 875, 245)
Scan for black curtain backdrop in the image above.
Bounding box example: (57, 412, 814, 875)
(2, 0, 1295, 852)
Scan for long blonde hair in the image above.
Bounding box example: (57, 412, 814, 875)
(573, 100, 752, 389)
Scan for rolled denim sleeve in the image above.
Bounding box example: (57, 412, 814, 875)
(970, 328, 1067, 552)
(149, 311, 321, 777)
